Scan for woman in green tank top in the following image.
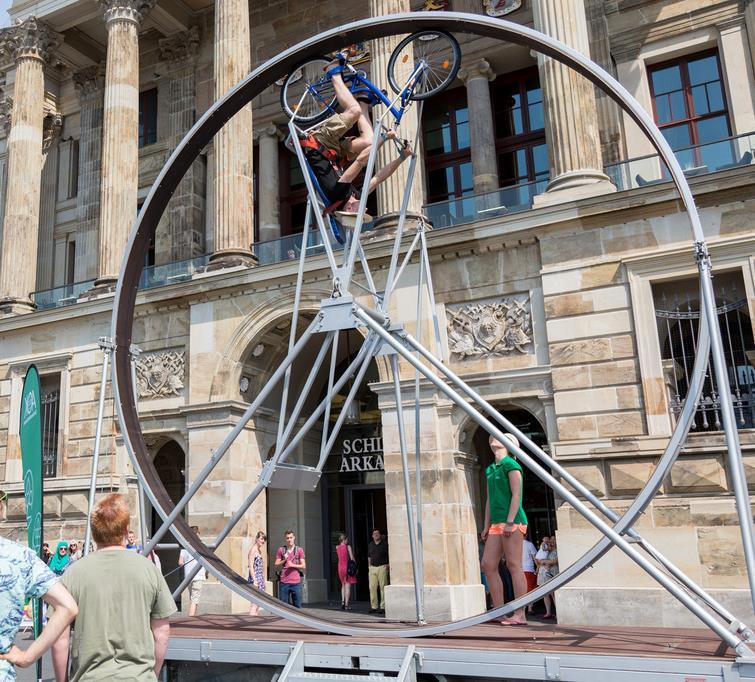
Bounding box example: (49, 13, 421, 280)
(481, 433, 528, 626)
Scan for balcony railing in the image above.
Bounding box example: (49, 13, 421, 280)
(605, 131, 755, 192)
(34, 280, 96, 311)
(139, 254, 211, 289)
(423, 178, 549, 230)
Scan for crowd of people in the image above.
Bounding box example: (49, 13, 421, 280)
(0, 430, 558, 678)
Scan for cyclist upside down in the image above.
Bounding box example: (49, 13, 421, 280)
(296, 53, 413, 224)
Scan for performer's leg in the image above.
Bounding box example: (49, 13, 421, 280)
(481, 534, 505, 609)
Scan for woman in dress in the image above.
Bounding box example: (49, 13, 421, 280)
(336, 534, 357, 610)
(48, 541, 70, 577)
(247, 530, 267, 616)
(480, 433, 528, 626)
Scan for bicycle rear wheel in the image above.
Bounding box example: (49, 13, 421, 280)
(280, 57, 337, 125)
(387, 30, 461, 101)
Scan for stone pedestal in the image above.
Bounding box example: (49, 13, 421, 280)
(73, 65, 105, 283)
(255, 125, 281, 244)
(377, 387, 486, 622)
(0, 18, 61, 314)
(369, 0, 424, 219)
(459, 59, 499, 195)
(211, 0, 255, 267)
(532, 0, 615, 206)
(95, 0, 154, 289)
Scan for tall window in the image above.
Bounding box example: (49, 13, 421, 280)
(654, 271, 754, 431)
(40, 374, 61, 478)
(423, 88, 472, 205)
(648, 51, 731, 169)
(491, 69, 548, 188)
(139, 89, 158, 148)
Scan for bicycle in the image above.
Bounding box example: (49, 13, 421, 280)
(280, 30, 461, 126)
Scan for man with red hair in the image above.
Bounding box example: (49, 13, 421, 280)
(51, 493, 176, 681)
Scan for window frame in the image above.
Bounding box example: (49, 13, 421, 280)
(490, 67, 548, 187)
(422, 85, 473, 205)
(647, 49, 731, 160)
(138, 88, 158, 148)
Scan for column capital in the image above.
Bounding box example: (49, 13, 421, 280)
(99, 0, 156, 28)
(0, 96, 12, 137)
(158, 26, 200, 69)
(73, 63, 106, 101)
(253, 123, 284, 141)
(0, 17, 62, 64)
(458, 58, 495, 84)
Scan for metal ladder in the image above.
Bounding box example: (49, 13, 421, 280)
(276, 641, 418, 682)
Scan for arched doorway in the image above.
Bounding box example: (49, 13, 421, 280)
(151, 440, 186, 595)
(472, 407, 556, 542)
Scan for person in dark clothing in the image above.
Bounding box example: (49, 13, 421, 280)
(367, 529, 389, 615)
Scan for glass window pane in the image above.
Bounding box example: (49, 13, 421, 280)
(528, 101, 544, 131)
(706, 81, 725, 112)
(526, 79, 542, 104)
(691, 84, 710, 116)
(428, 166, 455, 200)
(661, 123, 692, 150)
(696, 114, 729, 144)
(456, 118, 470, 150)
(651, 64, 682, 95)
(688, 54, 720, 86)
(459, 161, 474, 193)
(655, 94, 672, 124)
(670, 90, 687, 120)
(532, 143, 549, 179)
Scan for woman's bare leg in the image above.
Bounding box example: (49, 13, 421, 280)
(501, 531, 527, 623)
(481, 534, 505, 609)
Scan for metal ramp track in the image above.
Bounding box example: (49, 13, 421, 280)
(277, 641, 417, 682)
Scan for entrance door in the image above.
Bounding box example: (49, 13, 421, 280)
(346, 485, 387, 602)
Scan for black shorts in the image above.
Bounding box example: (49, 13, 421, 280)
(304, 147, 355, 206)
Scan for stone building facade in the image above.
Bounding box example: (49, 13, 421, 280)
(0, 0, 754, 625)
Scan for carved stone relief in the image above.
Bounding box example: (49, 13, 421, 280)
(135, 350, 185, 398)
(446, 295, 532, 359)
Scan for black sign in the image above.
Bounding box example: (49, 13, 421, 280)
(338, 432, 384, 473)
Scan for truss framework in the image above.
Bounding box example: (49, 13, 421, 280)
(107, 12, 755, 656)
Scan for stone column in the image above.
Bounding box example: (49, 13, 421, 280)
(73, 65, 105, 283)
(158, 26, 206, 263)
(94, 0, 154, 289)
(255, 125, 281, 243)
(369, 0, 424, 230)
(0, 18, 62, 314)
(37, 115, 63, 291)
(532, 0, 614, 205)
(211, 0, 255, 267)
(458, 59, 498, 194)
(378, 387, 486, 622)
(718, 18, 755, 135)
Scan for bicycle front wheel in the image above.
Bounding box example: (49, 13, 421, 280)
(387, 30, 461, 101)
(280, 57, 337, 125)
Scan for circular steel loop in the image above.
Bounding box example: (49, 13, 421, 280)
(112, 12, 711, 637)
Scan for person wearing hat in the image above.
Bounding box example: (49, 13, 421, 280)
(0, 488, 78, 677)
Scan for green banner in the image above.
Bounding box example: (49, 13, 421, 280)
(19, 365, 43, 637)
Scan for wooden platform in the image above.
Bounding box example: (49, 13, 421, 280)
(170, 614, 735, 662)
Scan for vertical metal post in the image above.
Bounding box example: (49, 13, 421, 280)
(413, 244, 425, 610)
(130, 345, 148, 550)
(390, 354, 425, 624)
(84, 337, 113, 556)
(697, 244, 755, 610)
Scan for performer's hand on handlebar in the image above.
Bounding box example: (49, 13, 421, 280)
(400, 140, 414, 159)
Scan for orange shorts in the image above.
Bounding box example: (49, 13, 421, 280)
(489, 522, 527, 536)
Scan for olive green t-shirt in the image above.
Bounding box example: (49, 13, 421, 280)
(61, 549, 177, 681)
(486, 456, 528, 525)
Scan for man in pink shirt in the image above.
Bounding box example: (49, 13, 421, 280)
(275, 530, 306, 608)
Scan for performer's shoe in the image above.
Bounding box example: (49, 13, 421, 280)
(335, 210, 373, 227)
